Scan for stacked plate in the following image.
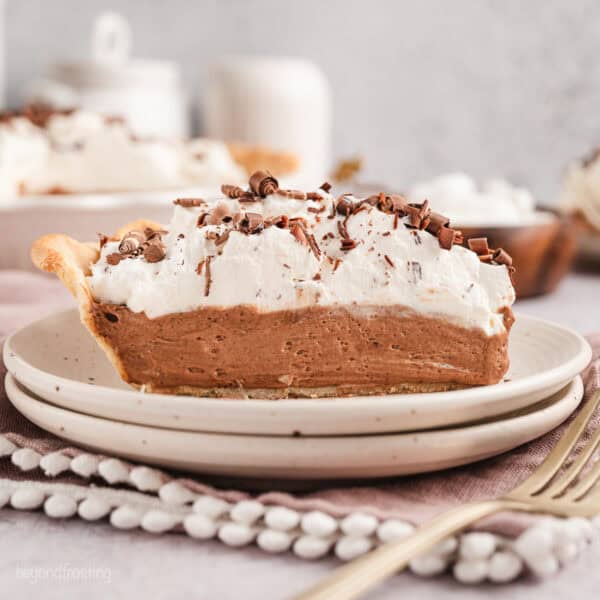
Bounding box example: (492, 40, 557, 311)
(3, 310, 591, 480)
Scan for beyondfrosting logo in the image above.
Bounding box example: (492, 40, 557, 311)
(15, 563, 112, 585)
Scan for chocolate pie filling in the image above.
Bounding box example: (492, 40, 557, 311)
(91, 303, 512, 397)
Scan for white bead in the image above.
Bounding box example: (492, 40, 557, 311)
(432, 536, 458, 556)
(257, 529, 293, 553)
(110, 505, 142, 529)
(10, 487, 45, 510)
(340, 513, 378, 537)
(555, 541, 579, 564)
(159, 481, 195, 505)
(565, 517, 595, 543)
(78, 497, 111, 521)
(453, 559, 489, 584)
(335, 536, 373, 561)
(264, 506, 300, 531)
(129, 466, 163, 492)
(459, 532, 497, 560)
(218, 522, 256, 547)
(293, 535, 332, 559)
(70, 454, 99, 478)
(141, 510, 179, 533)
(377, 519, 415, 543)
(488, 551, 523, 583)
(193, 495, 230, 518)
(526, 553, 559, 577)
(514, 526, 554, 560)
(409, 553, 448, 577)
(230, 500, 264, 525)
(11, 448, 41, 471)
(40, 452, 71, 476)
(44, 494, 77, 518)
(184, 513, 218, 539)
(301, 511, 338, 537)
(98, 458, 129, 484)
(0, 488, 11, 508)
(0, 435, 17, 457)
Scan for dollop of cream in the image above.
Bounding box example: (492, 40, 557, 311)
(561, 154, 600, 230)
(88, 190, 515, 335)
(408, 173, 539, 226)
(0, 109, 246, 199)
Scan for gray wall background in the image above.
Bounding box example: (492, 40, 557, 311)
(5, 0, 600, 202)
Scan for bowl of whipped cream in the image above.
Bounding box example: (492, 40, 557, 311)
(407, 173, 576, 298)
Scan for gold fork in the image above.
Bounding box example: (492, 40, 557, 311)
(295, 389, 600, 600)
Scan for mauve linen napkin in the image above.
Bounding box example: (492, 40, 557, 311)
(1, 270, 598, 537)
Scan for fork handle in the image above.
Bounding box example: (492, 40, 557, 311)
(294, 499, 508, 600)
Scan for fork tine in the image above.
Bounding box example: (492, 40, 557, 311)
(560, 459, 600, 502)
(541, 428, 600, 498)
(510, 389, 600, 496)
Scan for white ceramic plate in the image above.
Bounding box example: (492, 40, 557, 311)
(3, 310, 591, 436)
(5, 374, 583, 479)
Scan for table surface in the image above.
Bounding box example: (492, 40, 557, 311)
(1, 270, 599, 599)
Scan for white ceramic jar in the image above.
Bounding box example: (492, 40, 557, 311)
(26, 12, 189, 138)
(203, 56, 332, 185)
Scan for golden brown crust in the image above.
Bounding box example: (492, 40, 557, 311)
(226, 142, 299, 177)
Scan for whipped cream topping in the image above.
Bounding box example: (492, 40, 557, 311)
(0, 109, 245, 199)
(560, 151, 600, 230)
(88, 188, 515, 335)
(408, 173, 538, 226)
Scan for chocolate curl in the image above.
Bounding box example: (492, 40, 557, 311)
(406, 200, 431, 229)
(307, 192, 324, 201)
(173, 198, 206, 208)
(438, 226, 459, 250)
(238, 212, 264, 234)
(336, 195, 354, 216)
(118, 230, 146, 254)
(271, 214, 289, 229)
(426, 212, 450, 236)
(207, 202, 237, 225)
(277, 189, 307, 200)
(221, 184, 246, 199)
(143, 239, 166, 263)
(290, 222, 308, 245)
(467, 237, 490, 255)
(249, 170, 279, 197)
(493, 248, 513, 267)
(379, 194, 408, 214)
(320, 182, 332, 193)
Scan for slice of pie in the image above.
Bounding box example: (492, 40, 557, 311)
(0, 105, 298, 198)
(32, 171, 515, 398)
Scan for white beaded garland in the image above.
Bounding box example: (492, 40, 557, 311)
(159, 481, 196, 505)
(98, 458, 129, 484)
(335, 536, 373, 561)
(10, 488, 45, 510)
(301, 511, 338, 537)
(184, 513, 219, 539)
(340, 513, 378, 537)
(514, 526, 554, 560)
(459, 532, 497, 560)
(293, 535, 333, 560)
(141, 510, 179, 533)
(129, 466, 163, 492)
(40, 452, 72, 477)
(70, 454, 99, 478)
(264, 506, 300, 531)
(0, 435, 17, 457)
(230, 500, 265, 525)
(110, 505, 143, 529)
(257, 529, 294, 553)
(488, 551, 523, 583)
(409, 553, 449, 577)
(11, 448, 41, 471)
(193, 495, 231, 519)
(453, 559, 489, 584)
(376, 519, 415, 543)
(78, 497, 111, 521)
(218, 522, 256, 547)
(44, 494, 77, 518)
(525, 553, 560, 577)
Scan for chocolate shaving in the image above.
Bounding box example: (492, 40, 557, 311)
(426, 212, 450, 236)
(492, 248, 513, 267)
(207, 203, 236, 225)
(204, 257, 212, 296)
(307, 192, 324, 201)
(238, 212, 264, 234)
(306, 231, 322, 260)
(308, 205, 326, 213)
(197, 212, 209, 227)
(290, 223, 308, 245)
(407, 261, 423, 284)
(173, 198, 206, 208)
(106, 253, 122, 266)
(214, 230, 231, 246)
(143, 240, 166, 263)
(336, 195, 354, 216)
(249, 170, 279, 197)
(333, 258, 342, 272)
(384, 255, 395, 268)
(277, 189, 307, 200)
(196, 260, 205, 275)
(320, 182, 332, 193)
(341, 238, 357, 251)
(468, 237, 490, 255)
(271, 215, 289, 229)
(221, 184, 246, 199)
(118, 231, 145, 254)
(438, 226, 458, 250)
